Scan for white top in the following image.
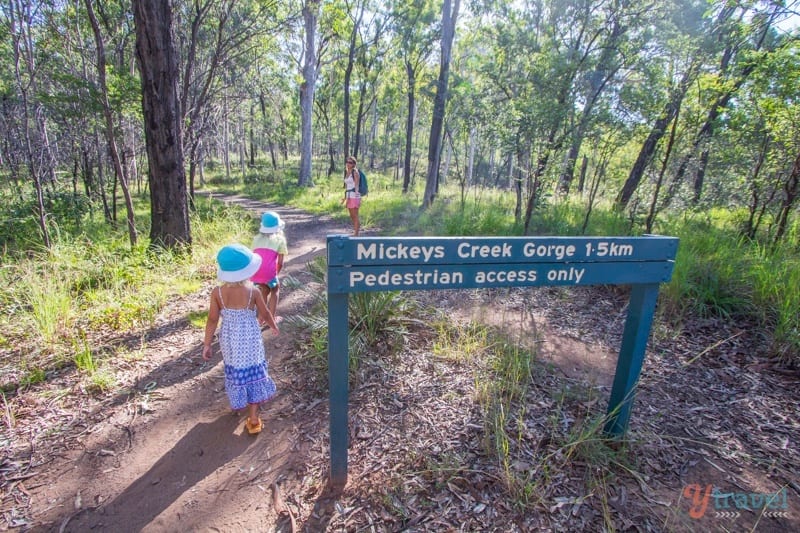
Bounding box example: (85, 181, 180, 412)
(344, 170, 360, 199)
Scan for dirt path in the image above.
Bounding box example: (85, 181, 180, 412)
(25, 195, 348, 531)
(10, 194, 800, 532)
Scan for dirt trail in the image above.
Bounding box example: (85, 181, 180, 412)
(29, 194, 348, 531)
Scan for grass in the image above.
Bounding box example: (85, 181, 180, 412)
(0, 192, 255, 393)
(285, 255, 419, 384)
(425, 314, 640, 515)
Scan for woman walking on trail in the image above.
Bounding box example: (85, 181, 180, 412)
(203, 243, 280, 435)
(342, 156, 361, 236)
(251, 211, 288, 323)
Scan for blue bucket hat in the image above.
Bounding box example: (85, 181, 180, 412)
(216, 244, 262, 282)
(260, 211, 285, 234)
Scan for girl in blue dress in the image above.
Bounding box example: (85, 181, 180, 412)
(203, 243, 280, 434)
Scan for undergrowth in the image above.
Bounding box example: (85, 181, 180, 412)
(0, 194, 254, 393)
(285, 255, 420, 385)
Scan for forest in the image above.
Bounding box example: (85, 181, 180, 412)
(1, 0, 797, 242)
(2, 0, 798, 363)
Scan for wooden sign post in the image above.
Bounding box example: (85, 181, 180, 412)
(326, 235, 678, 486)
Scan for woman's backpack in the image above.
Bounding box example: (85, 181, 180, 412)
(357, 169, 368, 196)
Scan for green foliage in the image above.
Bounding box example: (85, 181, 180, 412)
(27, 278, 73, 345)
(0, 190, 254, 392)
(660, 215, 800, 362)
(18, 367, 46, 388)
(187, 310, 209, 329)
(0, 190, 91, 251)
(85, 369, 117, 394)
(286, 256, 418, 383)
(73, 334, 96, 373)
(432, 321, 489, 363)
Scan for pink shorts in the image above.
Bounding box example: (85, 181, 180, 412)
(346, 197, 361, 209)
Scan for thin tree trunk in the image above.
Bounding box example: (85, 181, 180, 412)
(343, 3, 364, 160)
(645, 99, 681, 233)
(9, 0, 50, 248)
(774, 151, 800, 244)
(86, 0, 137, 246)
(298, 0, 320, 186)
(402, 61, 416, 193)
(467, 126, 476, 186)
(422, 0, 460, 208)
(615, 62, 698, 210)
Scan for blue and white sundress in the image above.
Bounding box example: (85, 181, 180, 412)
(218, 287, 277, 409)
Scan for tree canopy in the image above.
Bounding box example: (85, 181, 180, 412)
(0, 0, 798, 248)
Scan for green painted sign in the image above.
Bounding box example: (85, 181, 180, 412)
(326, 235, 678, 487)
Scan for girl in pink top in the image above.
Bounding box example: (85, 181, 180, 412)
(251, 211, 288, 322)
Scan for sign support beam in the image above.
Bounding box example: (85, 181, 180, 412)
(604, 283, 660, 436)
(327, 292, 349, 487)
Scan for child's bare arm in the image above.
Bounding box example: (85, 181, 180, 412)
(255, 288, 280, 335)
(202, 288, 221, 359)
(276, 253, 285, 275)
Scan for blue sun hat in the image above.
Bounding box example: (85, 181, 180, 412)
(259, 211, 285, 234)
(216, 244, 262, 282)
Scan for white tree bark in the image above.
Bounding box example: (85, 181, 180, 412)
(299, 0, 320, 187)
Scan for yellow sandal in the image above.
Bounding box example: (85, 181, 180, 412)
(246, 418, 263, 435)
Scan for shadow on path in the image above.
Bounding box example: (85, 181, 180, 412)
(59, 415, 256, 532)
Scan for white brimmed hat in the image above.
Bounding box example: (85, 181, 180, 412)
(260, 211, 285, 234)
(216, 244, 262, 282)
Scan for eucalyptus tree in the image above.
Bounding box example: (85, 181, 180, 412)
(733, 34, 800, 244)
(556, 0, 649, 195)
(614, 0, 731, 211)
(389, 0, 438, 193)
(315, 59, 343, 176)
(422, 0, 460, 209)
(251, 45, 293, 171)
(342, 0, 365, 161)
(0, 6, 24, 198)
(350, 9, 389, 162)
(84, 0, 137, 246)
(471, 0, 630, 232)
(661, 3, 786, 208)
(175, 0, 282, 198)
(133, 0, 191, 249)
(299, 0, 321, 186)
(4, 0, 57, 248)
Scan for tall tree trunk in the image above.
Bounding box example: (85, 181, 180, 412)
(86, 0, 138, 247)
(353, 83, 370, 159)
(743, 135, 770, 239)
(134, 0, 191, 249)
(558, 14, 626, 193)
(614, 62, 698, 210)
(223, 93, 231, 180)
(298, 0, 320, 187)
(259, 92, 278, 169)
(402, 60, 416, 193)
(467, 126, 476, 186)
(687, 9, 773, 203)
(645, 99, 681, 233)
(249, 104, 256, 167)
(422, 0, 460, 209)
(343, 3, 364, 160)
